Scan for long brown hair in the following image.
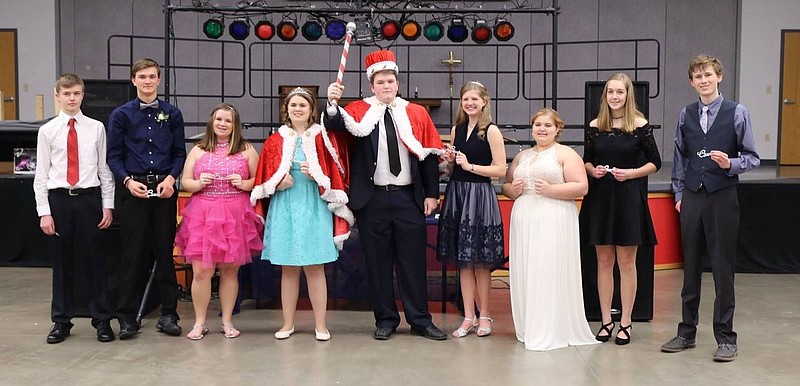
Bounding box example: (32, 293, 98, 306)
(197, 102, 250, 155)
(596, 73, 645, 134)
(454, 81, 493, 140)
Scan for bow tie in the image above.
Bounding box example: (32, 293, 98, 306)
(139, 100, 159, 110)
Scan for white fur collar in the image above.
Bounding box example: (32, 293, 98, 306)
(335, 97, 442, 160)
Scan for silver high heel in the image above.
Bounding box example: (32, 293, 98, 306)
(476, 317, 493, 337)
(452, 317, 477, 338)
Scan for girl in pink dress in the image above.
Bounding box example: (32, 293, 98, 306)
(175, 102, 263, 340)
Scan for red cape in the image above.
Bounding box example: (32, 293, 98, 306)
(337, 96, 444, 159)
(250, 124, 352, 249)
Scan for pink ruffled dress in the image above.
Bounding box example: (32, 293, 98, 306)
(175, 142, 263, 267)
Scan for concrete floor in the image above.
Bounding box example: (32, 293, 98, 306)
(1, 267, 799, 386)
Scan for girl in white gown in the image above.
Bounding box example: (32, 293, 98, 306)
(502, 108, 600, 351)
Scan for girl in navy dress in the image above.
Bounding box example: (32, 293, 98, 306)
(438, 81, 506, 338)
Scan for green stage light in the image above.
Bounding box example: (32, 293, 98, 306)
(203, 18, 224, 39)
(302, 20, 323, 41)
(423, 21, 444, 41)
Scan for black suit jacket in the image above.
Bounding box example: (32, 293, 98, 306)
(324, 109, 439, 211)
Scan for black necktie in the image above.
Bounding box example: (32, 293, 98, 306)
(139, 100, 159, 110)
(384, 108, 401, 176)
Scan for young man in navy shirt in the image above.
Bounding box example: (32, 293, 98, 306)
(107, 58, 186, 339)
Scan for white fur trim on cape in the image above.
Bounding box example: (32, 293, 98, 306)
(333, 232, 351, 251)
(366, 60, 399, 81)
(250, 124, 354, 248)
(337, 97, 443, 160)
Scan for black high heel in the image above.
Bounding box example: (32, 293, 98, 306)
(595, 321, 615, 342)
(615, 324, 632, 345)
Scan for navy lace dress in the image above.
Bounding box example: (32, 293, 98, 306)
(579, 125, 661, 246)
(437, 122, 504, 268)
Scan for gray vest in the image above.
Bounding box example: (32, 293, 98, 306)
(681, 99, 739, 193)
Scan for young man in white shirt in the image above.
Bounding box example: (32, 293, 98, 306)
(33, 73, 115, 344)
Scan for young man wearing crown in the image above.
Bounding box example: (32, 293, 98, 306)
(324, 49, 447, 341)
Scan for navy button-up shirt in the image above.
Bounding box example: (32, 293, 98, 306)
(107, 98, 186, 180)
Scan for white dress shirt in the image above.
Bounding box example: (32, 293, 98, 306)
(373, 109, 413, 186)
(33, 111, 115, 216)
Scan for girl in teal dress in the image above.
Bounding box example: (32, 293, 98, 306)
(251, 88, 351, 341)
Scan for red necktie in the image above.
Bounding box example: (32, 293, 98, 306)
(67, 118, 79, 186)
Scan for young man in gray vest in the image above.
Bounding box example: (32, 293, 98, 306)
(661, 54, 760, 362)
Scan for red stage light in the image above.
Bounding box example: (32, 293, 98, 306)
(472, 19, 492, 44)
(255, 20, 275, 40)
(381, 20, 401, 40)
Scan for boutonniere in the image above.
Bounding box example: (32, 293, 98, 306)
(156, 111, 169, 123)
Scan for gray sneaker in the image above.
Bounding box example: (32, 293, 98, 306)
(661, 336, 696, 353)
(713, 343, 738, 362)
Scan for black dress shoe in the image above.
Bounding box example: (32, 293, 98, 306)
(155, 314, 182, 336)
(46, 322, 72, 344)
(410, 325, 447, 341)
(373, 326, 396, 340)
(96, 321, 115, 342)
(118, 319, 140, 340)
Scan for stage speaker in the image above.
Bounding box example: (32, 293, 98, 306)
(580, 244, 654, 322)
(584, 81, 650, 126)
(82, 80, 135, 128)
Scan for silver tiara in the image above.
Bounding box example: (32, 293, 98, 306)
(468, 81, 485, 88)
(288, 87, 312, 97)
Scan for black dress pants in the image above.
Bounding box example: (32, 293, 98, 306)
(677, 185, 738, 345)
(355, 188, 433, 330)
(49, 188, 112, 326)
(116, 188, 179, 320)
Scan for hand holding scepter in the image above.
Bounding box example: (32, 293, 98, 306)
(327, 22, 357, 115)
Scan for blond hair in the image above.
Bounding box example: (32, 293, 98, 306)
(596, 73, 645, 134)
(454, 81, 493, 140)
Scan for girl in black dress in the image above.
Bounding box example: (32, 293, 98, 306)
(438, 81, 506, 338)
(580, 73, 661, 345)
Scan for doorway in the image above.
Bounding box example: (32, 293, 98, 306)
(0, 29, 19, 120)
(778, 30, 800, 165)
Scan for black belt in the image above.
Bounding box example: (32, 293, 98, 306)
(51, 187, 100, 196)
(132, 174, 169, 184)
(374, 184, 413, 192)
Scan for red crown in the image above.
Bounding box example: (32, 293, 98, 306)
(365, 50, 399, 80)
